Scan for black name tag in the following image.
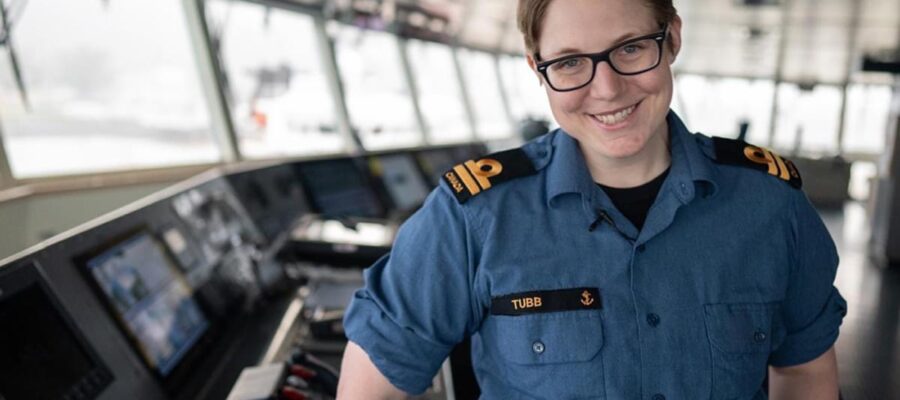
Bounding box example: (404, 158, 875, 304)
(491, 287, 601, 316)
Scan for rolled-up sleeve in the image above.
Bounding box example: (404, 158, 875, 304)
(343, 188, 482, 394)
(769, 191, 848, 367)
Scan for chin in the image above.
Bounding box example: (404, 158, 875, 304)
(600, 145, 646, 160)
(595, 134, 652, 159)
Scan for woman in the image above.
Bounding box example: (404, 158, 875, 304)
(337, 0, 846, 398)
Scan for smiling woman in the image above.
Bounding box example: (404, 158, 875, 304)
(526, 0, 679, 188)
(337, 0, 846, 399)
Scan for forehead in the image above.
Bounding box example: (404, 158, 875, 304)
(538, 0, 658, 58)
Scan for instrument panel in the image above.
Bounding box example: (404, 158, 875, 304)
(0, 143, 486, 400)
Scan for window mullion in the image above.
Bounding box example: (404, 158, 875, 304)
(182, 0, 242, 163)
(0, 123, 14, 189)
(314, 18, 361, 154)
(492, 54, 516, 137)
(397, 38, 429, 145)
(451, 47, 478, 140)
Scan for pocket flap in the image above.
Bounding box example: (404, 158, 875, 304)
(705, 302, 784, 354)
(491, 311, 604, 365)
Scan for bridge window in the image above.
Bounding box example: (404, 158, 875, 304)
(842, 84, 891, 155)
(405, 39, 471, 144)
(205, 0, 343, 159)
(773, 83, 842, 156)
(498, 55, 554, 129)
(675, 75, 774, 146)
(0, 0, 218, 178)
(457, 49, 512, 140)
(332, 24, 422, 150)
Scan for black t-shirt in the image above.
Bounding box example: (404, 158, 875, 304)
(597, 168, 670, 231)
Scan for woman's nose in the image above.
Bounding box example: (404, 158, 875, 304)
(588, 61, 626, 100)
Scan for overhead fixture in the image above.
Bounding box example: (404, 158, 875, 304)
(735, 0, 780, 7)
(391, 2, 451, 43)
(797, 80, 816, 92)
(325, 0, 450, 42)
(862, 49, 900, 74)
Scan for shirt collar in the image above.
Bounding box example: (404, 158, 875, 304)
(545, 110, 719, 206)
(545, 129, 596, 206)
(667, 111, 719, 199)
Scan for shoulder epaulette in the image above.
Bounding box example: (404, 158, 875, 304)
(442, 148, 538, 204)
(711, 137, 802, 189)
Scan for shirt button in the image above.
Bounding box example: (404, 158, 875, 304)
(652, 394, 666, 400)
(646, 313, 660, 327)
(680, 183, 689, 195)
(532, 341, 545, 354)
(637, 244, 646, 253)
(754, 331, 767, 343)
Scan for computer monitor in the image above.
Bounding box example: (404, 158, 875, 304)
(81, 231, 209, 378)
(295, 159, 385, 218)
(172, 186, 246, 256)
(369, 153, 431, 212)
(226, 166, 309, 243)
(226, 171, 275, 239)
(0, 261, 113, 399)
(160, 225, 204, 275)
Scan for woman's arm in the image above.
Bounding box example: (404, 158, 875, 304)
(337, 341, 409, 400)
(768, 346, 839, 400)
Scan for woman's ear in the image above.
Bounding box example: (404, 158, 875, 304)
(668, 15, 683, 63)
(526, 54, 544, 86)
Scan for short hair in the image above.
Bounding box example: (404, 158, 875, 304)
(517, 0, 678, 58)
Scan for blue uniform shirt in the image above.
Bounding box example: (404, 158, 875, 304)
(344, 112, 847, 399)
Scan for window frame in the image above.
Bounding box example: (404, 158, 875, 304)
(0, 0, 513, 197)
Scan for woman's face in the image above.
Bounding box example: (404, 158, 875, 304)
(529, 0, 681, 162)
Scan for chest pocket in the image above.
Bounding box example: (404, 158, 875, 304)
(482, 310, 605, 399)
(704, 302, 786, 400)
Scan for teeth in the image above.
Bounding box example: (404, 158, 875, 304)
(595, 104, 636, 125)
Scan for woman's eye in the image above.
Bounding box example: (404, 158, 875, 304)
(555, 58, 583, 70)
(621, 43, 646, 55)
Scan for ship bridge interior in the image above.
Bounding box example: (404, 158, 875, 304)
(1, 0, 900, 399)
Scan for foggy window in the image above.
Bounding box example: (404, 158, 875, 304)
(205, 0, 344, 159)
(498, 55, 554, 129)
(405, 39, 471, 144)
(457, 49, 512, 140)
(0, 0, 218, 178)
(774, 83, 842, 156)
(843, 84, 891, 155)
(675, 75, 774, 146)
(332, 23, 422, 150)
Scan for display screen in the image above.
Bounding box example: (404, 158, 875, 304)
(162, 226, 202, 274)
(172, 187, 245, 257)
(84, 232, 209, 377)
(0, 267, 111, 399)
(292, 219, 394, 247)
(227, 167, 304, 242)
(296, 159, 384, 218)
(370, 154, 430, 211)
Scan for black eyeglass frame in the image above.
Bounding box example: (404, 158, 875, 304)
(534, 24, 669, 92)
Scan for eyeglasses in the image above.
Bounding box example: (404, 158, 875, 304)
(535, 25, 669, 92)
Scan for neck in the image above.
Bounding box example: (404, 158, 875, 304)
(584, 121, 672, 188)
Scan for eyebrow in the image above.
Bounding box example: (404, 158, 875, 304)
(541, 30, 647, 61)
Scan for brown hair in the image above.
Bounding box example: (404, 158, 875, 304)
(517, 0, 678, 58)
